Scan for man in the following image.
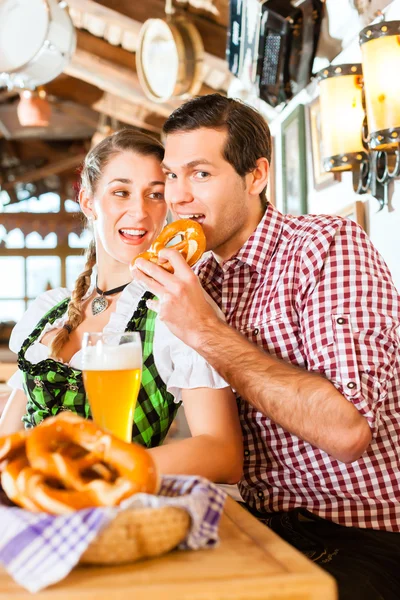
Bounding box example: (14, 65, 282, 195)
(133, 94, 400, 600)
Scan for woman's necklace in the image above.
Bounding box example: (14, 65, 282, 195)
(91, 280, 130, 316)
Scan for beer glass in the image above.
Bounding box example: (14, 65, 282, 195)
(82, 332, 142, 442)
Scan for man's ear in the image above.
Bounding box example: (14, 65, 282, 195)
(247, 157, 269, 196)
(79, 188, 97, 220)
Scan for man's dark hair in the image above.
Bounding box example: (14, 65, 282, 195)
(163, 94, 272, 206)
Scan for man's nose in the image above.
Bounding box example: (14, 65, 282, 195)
(166, 179, 193, 208)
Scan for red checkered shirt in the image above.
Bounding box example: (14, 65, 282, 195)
(196, 204, 400, 531)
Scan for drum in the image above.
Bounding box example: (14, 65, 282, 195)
(0, 0, 76, 89)
(136, 16, 203, 103)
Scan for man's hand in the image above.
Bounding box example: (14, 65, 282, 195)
(131, 248, 221, 348)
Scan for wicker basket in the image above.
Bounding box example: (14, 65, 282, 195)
(79, 506, 191, 565)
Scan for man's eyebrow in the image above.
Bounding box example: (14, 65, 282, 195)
(161, 159, 214, 171)
(148, 180, 165, 186)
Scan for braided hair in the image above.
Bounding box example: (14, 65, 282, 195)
(49, 129, 164, 359)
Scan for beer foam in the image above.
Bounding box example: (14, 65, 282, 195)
(82, 341, 142, 371)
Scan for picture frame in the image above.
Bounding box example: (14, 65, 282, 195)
(339, 201, 366, 232)
(308, 96, 341, 191)
(267, 135, 276, 207)
(281, 104, 307, 215)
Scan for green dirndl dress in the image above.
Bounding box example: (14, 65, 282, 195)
(17, 291, 179, 448)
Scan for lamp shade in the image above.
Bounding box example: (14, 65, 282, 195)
(17, 90, 51, 127)
(317, 64, 367, 172)
(360, 21, 400, 150)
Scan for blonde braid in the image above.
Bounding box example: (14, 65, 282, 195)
(48, 241, 97, 359)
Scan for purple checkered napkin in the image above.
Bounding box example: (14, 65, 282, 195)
(0, 475, 227, 593)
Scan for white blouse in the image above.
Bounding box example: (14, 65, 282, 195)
(7, 280, 228, 404)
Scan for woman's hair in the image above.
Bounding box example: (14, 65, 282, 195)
(163, 93, 271, 208)
(49, 129, 164, 359)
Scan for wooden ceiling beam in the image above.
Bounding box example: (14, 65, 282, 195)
(2, 154, 86, 190)
(67, 0, 231, 91)
(92, 93, 165, 134)
(64, 47, 179, 118)
(92, 0, 227, 58)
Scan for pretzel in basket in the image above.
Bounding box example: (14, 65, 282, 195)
(132, 218, 206, 273)
(0, 413, 159, 514)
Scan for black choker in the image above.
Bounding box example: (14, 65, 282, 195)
(91, 281, 130, 316)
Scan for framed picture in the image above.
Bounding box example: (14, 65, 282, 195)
(308, 97, 341, 191)
(281, 104, 307, 215)
(339, 201, 366, 232)
(267, 135, 276, 207)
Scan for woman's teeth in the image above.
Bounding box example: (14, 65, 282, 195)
(119, 229, 146, 238)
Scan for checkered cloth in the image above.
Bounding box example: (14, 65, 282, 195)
(0, 476, 226, 593)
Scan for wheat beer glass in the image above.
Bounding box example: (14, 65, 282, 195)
(82, 332, 142, 442)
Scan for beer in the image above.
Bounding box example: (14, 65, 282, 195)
(82, 333, 142, 442)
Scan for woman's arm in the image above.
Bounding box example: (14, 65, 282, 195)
(0, 389, 27, 436)
(149, 387, 243, 484)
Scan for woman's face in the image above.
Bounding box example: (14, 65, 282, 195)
(81, 150, 167, 266)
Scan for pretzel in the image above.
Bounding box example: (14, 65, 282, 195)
(27, 413, 158, 494)
(0, 413, 159, 514)
(0, 430, 27, 463)
(133, 218, 206, 273)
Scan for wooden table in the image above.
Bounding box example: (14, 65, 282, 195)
(0, 497, 337, 599)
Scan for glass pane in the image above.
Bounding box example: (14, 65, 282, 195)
(66, 255, 86, 291)
(65, 199, 80, 212)
(3, 192, 60, 213)
(26, 256, 61, 297)
(68, 230, 92, 248)
(25, 232, 57, 248)
(0, 300, 25, 323)
(0, 257, 24, 298)
(4, 228, 24, 249)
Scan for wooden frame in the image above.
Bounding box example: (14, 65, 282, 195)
(308, 96, 341, 191)
(281, 104, 307, 215)
(267, 135, 276, 207)
(338, 200, 366, 231)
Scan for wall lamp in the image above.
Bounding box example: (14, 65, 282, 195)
(317, 19, 400, 211)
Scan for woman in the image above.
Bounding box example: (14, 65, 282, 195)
(0, 130, 243, 484)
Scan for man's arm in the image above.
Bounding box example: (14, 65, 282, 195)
(132, 250, 372, 464)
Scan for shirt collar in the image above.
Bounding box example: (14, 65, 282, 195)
(199, 203, 285, 277)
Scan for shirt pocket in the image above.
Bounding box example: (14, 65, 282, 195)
(239, 312, 305, 365)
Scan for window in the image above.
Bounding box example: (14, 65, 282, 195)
(0, 192, 86, 323)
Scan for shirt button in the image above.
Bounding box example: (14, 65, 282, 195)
(244, 449, 250, 457)
(336, 317, 346, 325)
(253, 328, 259, 335)
(257, 491, 264, 499)
(347, 381, 356, 389)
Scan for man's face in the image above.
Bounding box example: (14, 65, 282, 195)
(162, 127, 257, 261)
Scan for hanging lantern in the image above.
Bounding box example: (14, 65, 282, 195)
(360, 21, 400, 150)
(17, 89, 51, 127)
(317, 64, 367, 172)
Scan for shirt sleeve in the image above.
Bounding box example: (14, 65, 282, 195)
(9, 288, 70, 355)
(153, 290, 230, 404)
(298, 218, 400, 438)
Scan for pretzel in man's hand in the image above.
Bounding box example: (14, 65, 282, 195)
(132, 219, 206, 273)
